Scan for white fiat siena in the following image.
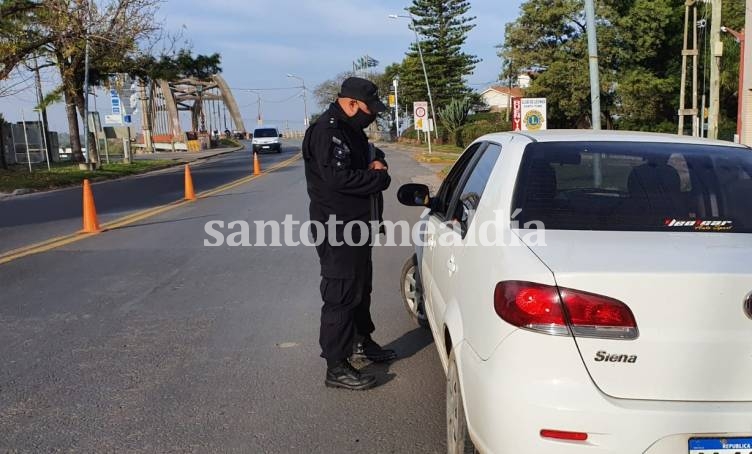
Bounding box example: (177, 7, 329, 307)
(397, 130, 752, 454)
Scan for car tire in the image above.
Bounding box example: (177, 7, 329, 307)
(447, 351, 476, 454)
(400, 253, 428, 328)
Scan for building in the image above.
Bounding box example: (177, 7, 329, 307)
(479, 86, 525, 112)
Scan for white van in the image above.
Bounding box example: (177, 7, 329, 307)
(251, 127, 282, 153)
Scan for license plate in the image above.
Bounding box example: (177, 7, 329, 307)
(689, 437, 752, 454)
(262, 145, 270, 149)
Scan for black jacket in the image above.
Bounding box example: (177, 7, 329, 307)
(303, 102, 390, 225)
(303, 103, 390, 278)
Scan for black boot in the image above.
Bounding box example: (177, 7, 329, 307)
(325, 360, 377, 390)
(351, 336, 397, 363)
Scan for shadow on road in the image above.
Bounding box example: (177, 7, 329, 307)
(110, 214, 220, 231)
(356, 326, 434, 387)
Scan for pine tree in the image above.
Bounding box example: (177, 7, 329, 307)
(403, 0, 480, 111)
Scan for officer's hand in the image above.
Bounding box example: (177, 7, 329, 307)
(369, 161, 388, 171)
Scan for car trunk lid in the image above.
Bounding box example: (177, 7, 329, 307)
(524, 230, 752, 402)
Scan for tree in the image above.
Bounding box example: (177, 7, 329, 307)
(312, 71, 354, 109)
(404, 0, 479, 111)
(0, 1, 49, 80)
(499, 0, 744, 132)
(2, 0, 164, 163)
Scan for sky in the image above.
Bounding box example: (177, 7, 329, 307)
(0, 0, 524, 136)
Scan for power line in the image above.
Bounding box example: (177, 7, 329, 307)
(231, 86, 301, 91)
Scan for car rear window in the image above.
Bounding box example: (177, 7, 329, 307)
(254, 128, 278, 138)
(513, 141, 752, 233)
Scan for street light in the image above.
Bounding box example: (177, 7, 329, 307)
(722, 25, 745, 141)
(393, 76, 400, 137)
(388, 12, 438, 139)
(287, 73, 309, 128)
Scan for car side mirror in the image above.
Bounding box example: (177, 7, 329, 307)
(279, 133, 283, 138)
(398, 183, 431, 207)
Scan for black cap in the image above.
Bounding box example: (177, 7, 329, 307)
(338, 77, 387, 114)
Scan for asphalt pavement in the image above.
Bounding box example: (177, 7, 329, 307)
(0, 140, 295, 255)
(0, 141, 448, 453)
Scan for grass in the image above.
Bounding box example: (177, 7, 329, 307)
(416, 152, 461, 165)
(0, 160, 176, 193)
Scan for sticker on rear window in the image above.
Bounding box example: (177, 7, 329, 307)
(664, 218, 734, 231)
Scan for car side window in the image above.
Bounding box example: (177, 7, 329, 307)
(449, 143, 502, 233)
(432, 142, 485, 218)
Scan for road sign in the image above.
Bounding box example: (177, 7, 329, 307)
(104, 114, 123, 125)
(110, 89, 122, 116)
(388, 94, 395, 108)
(512, 98, 522, 131)
(513, 98, 547, 131)
(413, 101, 428, 131)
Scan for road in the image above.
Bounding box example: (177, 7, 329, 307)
(0, 140, 296, 255)
(0, 140, 447, 453)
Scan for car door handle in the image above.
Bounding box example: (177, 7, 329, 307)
(426, 234, 435, 249)
(447, 255, 457, 274)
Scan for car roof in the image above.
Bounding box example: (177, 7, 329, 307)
(479, 129, 750, 149)
(254, 126, 278, 131)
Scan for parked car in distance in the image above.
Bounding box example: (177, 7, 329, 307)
(398, 130, 752, 454)
(251, 127, 282, 153)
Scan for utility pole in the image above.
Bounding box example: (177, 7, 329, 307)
(678, 1, 700, 137)
(584, 0, 601, 130)
(393, 77, 400, 137)
(138, 80, 153, 153)
(741, 0, 752, 144)
(708, 0, 723, 139)
(584, 0, 602, 187)
(506, 58, 513, 123)
(32, 55, 53, 163)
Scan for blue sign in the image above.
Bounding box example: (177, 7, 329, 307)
(123, 115, 132, 124)
(690, 437, 752, 452)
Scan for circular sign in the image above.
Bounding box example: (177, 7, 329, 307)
(415, 106, 426, 118)
(524, 110, 544, 130)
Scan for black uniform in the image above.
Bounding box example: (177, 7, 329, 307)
(302, 102, 390, 363)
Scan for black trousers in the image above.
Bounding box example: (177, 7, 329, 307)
(319, 249, 376, 362)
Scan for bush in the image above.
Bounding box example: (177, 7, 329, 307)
(460, 117, 512, 144)
(219, 138, 241, 148)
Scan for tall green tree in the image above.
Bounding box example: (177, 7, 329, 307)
(499, 0, 744, 133)
(402, 0, 479, 111)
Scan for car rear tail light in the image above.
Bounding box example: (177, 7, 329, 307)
(494, 281, 638, 339)
(559, 288, 639, 340)
(540, 429, 588, 441)
(494, 281, 569, 336)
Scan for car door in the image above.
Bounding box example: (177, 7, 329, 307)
(430, 142, 503, 357)
(422, 142, 486, 333)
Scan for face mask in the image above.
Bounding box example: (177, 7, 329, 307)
(348, 107, 378, 129)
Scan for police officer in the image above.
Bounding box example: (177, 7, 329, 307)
(303, 77, 397, 391)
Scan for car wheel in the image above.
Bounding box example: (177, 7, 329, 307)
(447, 351, 476, 454)
(400, 253, 428, 328)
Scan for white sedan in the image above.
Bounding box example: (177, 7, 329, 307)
(397, 130, 752, 454)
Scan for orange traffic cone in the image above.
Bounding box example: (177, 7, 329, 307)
(253, 151, 262, 176)
(184, 164, 196, 200)
(81, 179, 101, 233)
